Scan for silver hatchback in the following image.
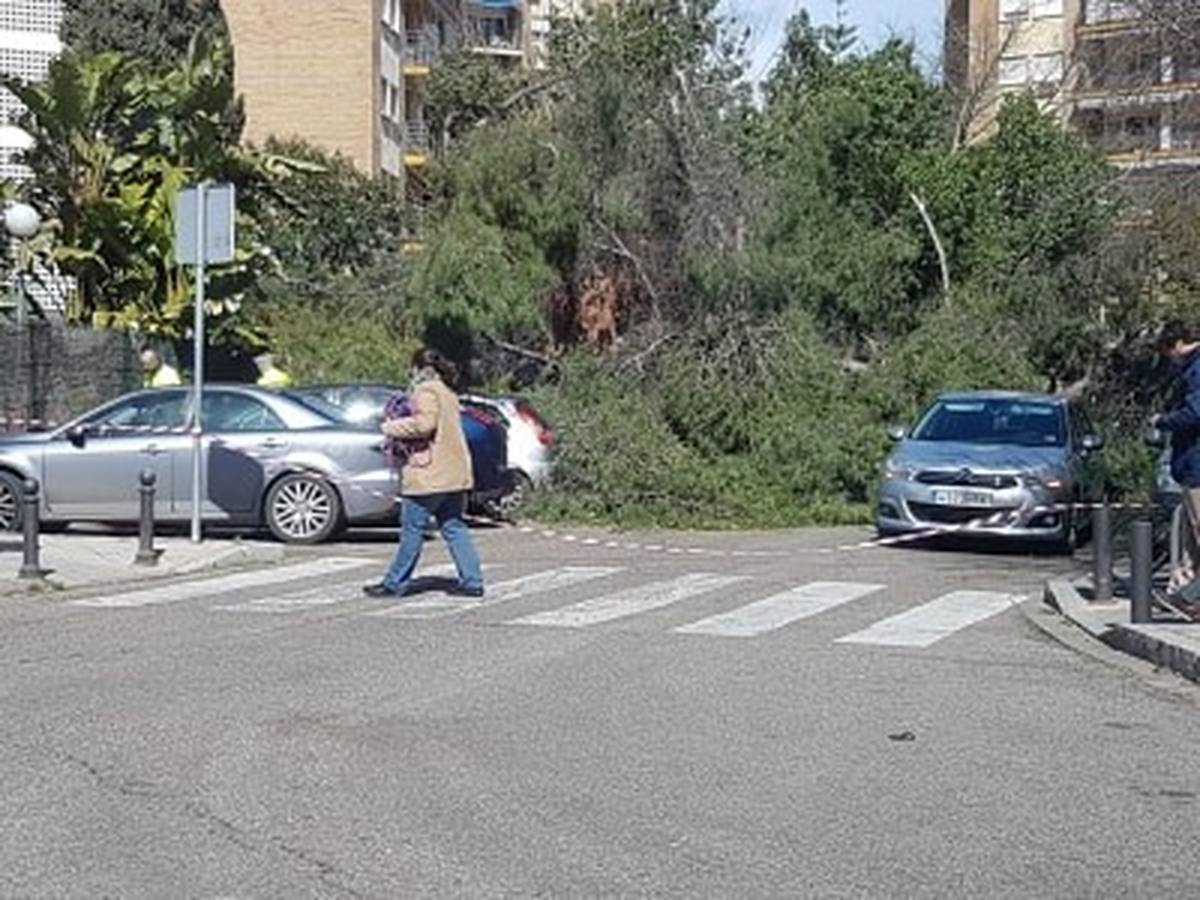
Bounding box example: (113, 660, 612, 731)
(0, 386, 398, 543)
(876, 391, 1105, 551)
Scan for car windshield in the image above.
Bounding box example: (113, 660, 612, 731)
(911, 399, 1066, 448)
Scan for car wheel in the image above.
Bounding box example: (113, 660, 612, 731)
(0, 470, 22, 532)
(264, 473, 343, 544)
(494, 471, 534, 521)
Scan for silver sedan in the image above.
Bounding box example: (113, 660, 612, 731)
(0, 386, 399, 543)
(876, 391, 1105, 552)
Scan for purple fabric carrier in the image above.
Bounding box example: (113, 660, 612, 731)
(383, 392, 431, 468)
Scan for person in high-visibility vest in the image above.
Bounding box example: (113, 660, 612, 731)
(254, 353, 293, 388)
(140, 348, 182, 387)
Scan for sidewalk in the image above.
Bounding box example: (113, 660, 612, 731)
(0, 531, 286, 597)
(1044, 579, 1200, 683)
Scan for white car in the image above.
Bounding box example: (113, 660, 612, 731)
(461, 394, 555, 507)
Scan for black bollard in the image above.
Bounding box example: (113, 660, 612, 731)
(1092, 502, 1113, 602)
(18, 477, 41, 579)
(134, 469, 158, 566)
(1131, 519, 1153, 625)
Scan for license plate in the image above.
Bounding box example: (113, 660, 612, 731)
(931, 489, 992, 507)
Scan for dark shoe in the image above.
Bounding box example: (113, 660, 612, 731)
(362, 582, 405, 598)
(446, 584, 485, 599)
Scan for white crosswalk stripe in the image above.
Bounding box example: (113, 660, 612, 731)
(509, 572, 746, 629)
(369, 565, 622, 619)
(834, 590, 1023, 648)
(70, 558, 373, 609)
(217, 564, 461, 613)
(675, 581, 885, 638)
(63, 558, 1028, 649)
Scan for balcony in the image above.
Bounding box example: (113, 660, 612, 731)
(464, 1, 524, 59)
(1075, 104, 1200, 164)
(403, 30, 440, 75)
(403, 120, 430, 168)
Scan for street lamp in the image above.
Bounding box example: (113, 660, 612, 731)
(5, 201, 42, 326)
(5, 201, 41, 433)
(5, 201, 41, 239)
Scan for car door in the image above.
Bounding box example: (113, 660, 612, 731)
(183, 390, 291, 519)
(42, 391, 187, 520)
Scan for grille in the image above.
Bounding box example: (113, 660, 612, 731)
(908, 503, 1017, 525)
(915, 471, 1018, 489)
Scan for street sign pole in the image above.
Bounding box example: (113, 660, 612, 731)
(190, 182, 207, 543)
(175, 181, 234, 545)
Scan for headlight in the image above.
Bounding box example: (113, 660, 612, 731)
(1022, 473, 1065, 491)
(883, 460, 916, 481)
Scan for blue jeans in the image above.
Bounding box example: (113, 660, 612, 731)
(382, 493, 483, 593)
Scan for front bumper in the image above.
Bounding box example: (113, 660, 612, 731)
(875, 478, 1070, 541)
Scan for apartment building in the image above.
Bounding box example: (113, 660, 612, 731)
(222, 0, 407, 177)
(224, 0, 540, 183)
(0, 0, 63, 181)
(945, 0, 1200, 173)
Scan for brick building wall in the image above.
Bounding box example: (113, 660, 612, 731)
(221, 0, 381, 172)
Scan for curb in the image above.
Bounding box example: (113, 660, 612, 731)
(166, 541, 287, 576)
(1042, 578, 1200, 685)
(1113, 624, 1200, 683)
(0, 539, 288, 598)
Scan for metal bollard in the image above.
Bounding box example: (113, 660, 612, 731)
(134, 469, 158, 566)
(1092, 502, 1113, 602)
(1131, 519, 1153, 625)
(18, 477, 41, 579)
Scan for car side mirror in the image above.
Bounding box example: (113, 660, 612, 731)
(1080, 434, 1104, 452)
(886, 425, 907, 442)
(67, 426, 88, 448)
(1143, 427, 1165, 448)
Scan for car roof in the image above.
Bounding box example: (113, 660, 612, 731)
(936, 390, 1066, 406)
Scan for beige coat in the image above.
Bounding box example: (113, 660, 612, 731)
(382, 377, 474, 496)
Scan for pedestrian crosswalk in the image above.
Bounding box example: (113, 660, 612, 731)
(834, 590, 1021, 649)
(675, 581, 885, 638)
(511, 573, 745, 628)
(67, 561, 1026, 649)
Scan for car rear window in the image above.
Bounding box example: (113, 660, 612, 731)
(283, 391, 354, 426)
(912, 399, 1065, 447)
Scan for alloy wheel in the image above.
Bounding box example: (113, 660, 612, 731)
(269, 477, 335, 542)
(0, 478, 17, 531)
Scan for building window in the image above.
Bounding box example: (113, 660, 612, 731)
(1085, 1, 1138, 24)
(1031, 0, 1063, 17)
(998, 57, 1027, 86)
(1000, 0, 1028, 20)
(1030, 53, 1063, 83)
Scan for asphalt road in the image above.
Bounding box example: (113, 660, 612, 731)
(1, 524, 1198, 898)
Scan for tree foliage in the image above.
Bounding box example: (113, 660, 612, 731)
(4, 37, 260, 333)
(61, 0, 231, 73)
(6, 1, 1190, 525)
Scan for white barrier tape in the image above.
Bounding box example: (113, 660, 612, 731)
(0, 417, 59, 429)
(3, 418, 1177, 558)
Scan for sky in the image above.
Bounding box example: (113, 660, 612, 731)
(717, 0, 945, 83)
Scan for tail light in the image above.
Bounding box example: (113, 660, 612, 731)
(515, 400, 555, 447)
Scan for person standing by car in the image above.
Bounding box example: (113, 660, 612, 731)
(140, 348, 182, 387)
(1154, 320, 1200, 596)
(254, 352, 294, 388)
(363, 348, 485, 599)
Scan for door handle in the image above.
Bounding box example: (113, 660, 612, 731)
(258, 438, 288, 450)
(140, 444, 167, 457)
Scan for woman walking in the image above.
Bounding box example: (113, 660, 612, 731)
(363, 348, 484, 599)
